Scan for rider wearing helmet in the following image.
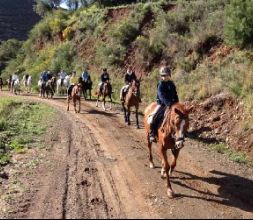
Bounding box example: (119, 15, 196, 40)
(99, 68, 110, 92)
(120, 66, 137, 102)
(149, 66, 179, 143)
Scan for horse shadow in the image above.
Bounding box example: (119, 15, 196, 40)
(170, 170, 253, 213)
(187, 127, 221, 144)
(81, 109, 116, 118)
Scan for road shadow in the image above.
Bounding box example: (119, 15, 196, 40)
(80, 109, 117, 118)
(171, 170, 253, 213)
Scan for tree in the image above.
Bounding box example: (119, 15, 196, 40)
(33, 0, 62, 16)
(224, 0, 253, 48)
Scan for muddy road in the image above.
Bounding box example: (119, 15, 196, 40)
(1, 92, 253, 219)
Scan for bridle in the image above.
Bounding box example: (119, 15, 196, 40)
(162, 106, 187, 150)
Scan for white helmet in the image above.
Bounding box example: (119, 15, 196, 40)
(160, 66, 171, 76)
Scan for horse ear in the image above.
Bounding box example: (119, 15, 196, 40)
(174, 108, 184, 117)
(139, 73, 143, 82)
(186, 105, 194, 114)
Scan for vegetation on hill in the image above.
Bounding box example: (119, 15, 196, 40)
(2, 0, 253, 110)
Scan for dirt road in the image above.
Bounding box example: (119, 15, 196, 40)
(1, 92, 253, 219)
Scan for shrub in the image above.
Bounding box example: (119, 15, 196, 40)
(50, 42, 77, 73)
(224, 0, 253, 47)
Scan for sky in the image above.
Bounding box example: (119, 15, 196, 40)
(60, 2, 69, 9)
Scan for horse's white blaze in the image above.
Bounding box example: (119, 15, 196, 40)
(179, 120, 186, 138)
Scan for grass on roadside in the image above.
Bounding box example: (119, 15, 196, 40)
(211, 142, 251, 166)
(0, 98, 55, 167)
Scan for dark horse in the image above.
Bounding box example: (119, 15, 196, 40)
(40, 79, 54, 99)
(81, 79, 93, 100)
(122, 79, 141, 129)
(96, 81, 113, 111)
(144, 103, 193, 198)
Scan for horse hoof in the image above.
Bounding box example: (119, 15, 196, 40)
(137, 126, 140, 129)
(167, 189, 174, 199)
(149, 163, 155, 169)
(161, 174, 166, 180)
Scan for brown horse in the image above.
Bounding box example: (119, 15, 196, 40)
(122, 79, 141, 129)
(67, 83, 82, 113)
(96, 81, 113, 111)
(144, 102, 193, 198)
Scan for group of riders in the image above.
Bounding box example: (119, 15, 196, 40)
(1, 65, 179, 143)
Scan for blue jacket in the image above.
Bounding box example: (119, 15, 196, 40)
(157, 80, 179, 106)
(41, 72, 48, 82)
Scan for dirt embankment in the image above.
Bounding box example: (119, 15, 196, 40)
(190, 93, 253, 160)
(0, 92, 253, 219)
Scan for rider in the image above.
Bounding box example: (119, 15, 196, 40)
(12, 72, 19, 88)
(23, 73, 30, 86)
(59, 70, 67, 86)
(40, 71, 49, 83)
(68, 71, 81, 96)
(99, 68, 110, 92)
(120, 66, 137, 102)
(149, 66, 179, 143)
(47, 70, 53, 80)
(81, 68, 91, 83)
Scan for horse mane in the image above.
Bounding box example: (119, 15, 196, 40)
(160, 102, 189, 135)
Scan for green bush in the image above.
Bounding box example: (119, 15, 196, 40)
(50, 42, 77, 73)
(225, 0, 253, 47)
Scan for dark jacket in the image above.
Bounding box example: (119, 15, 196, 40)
(157, 80, 179, 106)
(125, 72, 137, 84)
(101, 72, 110, 83)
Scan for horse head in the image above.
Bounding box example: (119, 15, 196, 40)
(130, 79, 140, 96)
(163, 103, 193, 150)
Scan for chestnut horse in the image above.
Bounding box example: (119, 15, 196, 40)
(96, 81, 113, 111)
(67, 83, 82, 113)
(144, 102, 193, 198)
(122, 79, 141, 129)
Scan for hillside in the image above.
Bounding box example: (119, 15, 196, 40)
(2, 0, 253, 163)
(0, 0, 40, 41)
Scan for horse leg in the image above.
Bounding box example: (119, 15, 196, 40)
(148, 135, 154, 169)
(123, 104, 127, 123)
(169, 148, 180, 176)
(67, 96, 70, 111)
(109, 96, 112, 110)
(103, 96, 106, 111)
(89, 89, 92, 100)
(78, 97, 81, 113)
(136, 106, 140, 129)
(161, 147, 174, 198)
(73, 98, 77, 113)
(127, 106, 131, 125)
(96, 95, 100, 107)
